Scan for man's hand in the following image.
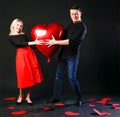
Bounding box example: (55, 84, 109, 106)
(45, 35, 56, 47)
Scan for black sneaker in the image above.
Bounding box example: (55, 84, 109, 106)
(49, 98, 60, 103)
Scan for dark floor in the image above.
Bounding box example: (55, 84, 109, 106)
(0, 94, 120, 117)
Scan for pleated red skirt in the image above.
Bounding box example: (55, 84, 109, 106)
(16, 46, 43, 88)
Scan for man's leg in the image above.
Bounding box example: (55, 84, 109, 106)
(49, 59, 66, 103)
(67, 57, 82, 106)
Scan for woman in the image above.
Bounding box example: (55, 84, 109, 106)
(8, 18, 44, 105)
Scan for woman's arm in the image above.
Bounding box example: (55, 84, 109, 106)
(28, 39, 44, 46)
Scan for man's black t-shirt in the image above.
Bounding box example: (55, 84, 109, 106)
(59, 21, 87, 59)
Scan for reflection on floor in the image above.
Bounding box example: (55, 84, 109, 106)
(0, 95, 120, 117)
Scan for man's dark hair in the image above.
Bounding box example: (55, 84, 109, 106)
(71, 5, 82, 12)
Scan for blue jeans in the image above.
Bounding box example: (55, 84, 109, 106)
(53, 57, 81, 100)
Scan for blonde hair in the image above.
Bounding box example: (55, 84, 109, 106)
(9, 18, 24, 35)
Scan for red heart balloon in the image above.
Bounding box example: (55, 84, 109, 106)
(30, 23, 64, 63)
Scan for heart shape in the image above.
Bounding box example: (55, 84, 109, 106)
(11, 110, 27, 115)
(30, 23, 64, 63)
(93, 108, 111, 116)
(65, 111, 80, 116)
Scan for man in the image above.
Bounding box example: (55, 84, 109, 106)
(45, 5, 87, 106)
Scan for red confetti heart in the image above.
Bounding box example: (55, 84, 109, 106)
(8, 106, 15, 110)
(89, 104, 95, 107)
(114, 107, 120, 110)
(87, 98, 96, 102)
(4, 97, 16, 101)
(112, 103, 120, 107)
(96, 97, 112, 104)
(54, 103, 65, 107)
(111, 103, 120, 110)
(93, 108, 111, 116)
(11, 110, 27, 115)
(43, 107, 52, 111)
(65, 111, 80, 116)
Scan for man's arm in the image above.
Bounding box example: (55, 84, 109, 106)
(45, 36, 69, 47)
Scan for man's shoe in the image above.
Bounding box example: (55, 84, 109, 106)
(49, 98, 60, 103)
(77, 101, 82, 107)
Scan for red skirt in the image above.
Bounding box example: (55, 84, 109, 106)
(16, 46, 43, 88)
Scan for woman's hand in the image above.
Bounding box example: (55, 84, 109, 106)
(45, 35, 56, 47)
(34, 39, 44, 45)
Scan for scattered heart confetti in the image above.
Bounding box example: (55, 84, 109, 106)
(11, 110, 27, 115)
(8, 106, 15, 110)
(43, 107, 53, 111)
(87, 98, 96, 102)
(112, 103, 120, 107)
(111, 103, 120, 110)
(54, 103, 65, 107)
(93, 108, 111, 116)
(65, 111, 80, 116)
(4, 97, 16, 101)
(114, 107, 120, 110)
(89, 104, 95, 107)
(96, 97, 112, 104)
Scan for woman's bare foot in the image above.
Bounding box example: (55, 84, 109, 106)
(25, 98, 33, 106)
(16, 96, 23, 104)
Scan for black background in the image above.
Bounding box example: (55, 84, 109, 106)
(0, 0, 119, 99)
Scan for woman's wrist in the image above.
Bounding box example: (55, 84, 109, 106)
(28, 41, 35, 45)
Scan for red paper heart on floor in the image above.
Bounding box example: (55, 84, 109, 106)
(114, 107, 120, 110)
(112, 103, 120, 107)
(93, 108, 111, 116)
(11, 110, 27, 115)
(8, 106, 15, 110)
(87, 98, 96, 102)
(30, 23, 64, 63)
(43, 107, 51, 111)
(54, 103, 65, 107)
(89, 104, 95, 107)
(65, 111, 80, 116)
(96, 97, 112, 104)
(4, 97, 16, 101)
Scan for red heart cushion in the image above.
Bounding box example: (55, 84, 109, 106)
(30, 23, 64, 63)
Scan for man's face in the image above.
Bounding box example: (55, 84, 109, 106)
(70, 9, 82, 23)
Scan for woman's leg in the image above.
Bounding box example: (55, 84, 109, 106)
(25, 87, 32, 104)
(17, 88, 23, 103)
